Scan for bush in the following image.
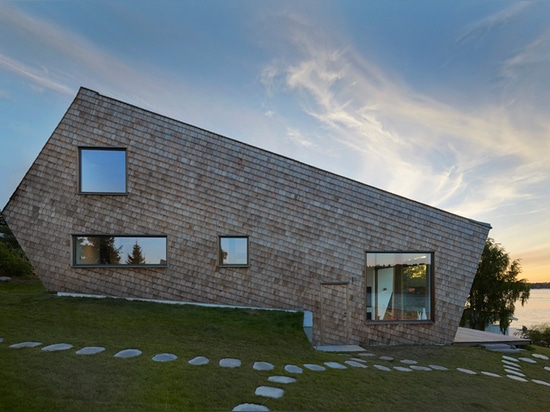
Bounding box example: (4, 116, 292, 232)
(0, 241, 34, 277)
(522, 324, 550, 347)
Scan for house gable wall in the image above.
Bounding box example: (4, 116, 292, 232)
(3, 88, 490, 345)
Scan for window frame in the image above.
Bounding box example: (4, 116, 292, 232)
(78, 147, 128, 195)
(72, 234, 167, 268)
(218, 235, 249, 268)
(365, 251, 434, 324)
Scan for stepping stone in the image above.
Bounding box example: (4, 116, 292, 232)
(220, 358, 241, 368)
(76, 346, 106, 355)
(410, 365, 432, 371)
(502, 360, 521, 368)
(481, 371, 501, 377)
(532, 379, 550, 386)
(114, 349, 142, 358)
(518, 357, 537, 364)
(189, 356, 209, 366)
(373, 365, 391, 371)
(394, 366, 413, 372)
(400, 359, 418, 365)
(304, 364, 326, 371)
(379, 356, 394, 361)
(0, 338, 3, 343)
(502, 356, 519, 362)
(10, 342, 42, 349)
(324, 362, 346, 369)
(285, 365, 303, 374)
(152, 353, 177, 362)
(233, 404, 270, 412)
(532, 354, 549, 360)
(429, 365, 448, 371)
(358, 352, 376, 357)
(457, 368, 476, 375)
(255, 386, 284, 399)
(268, 376, 297, 384)
(42, 343, 73, 352)
(507, 375, 528, 382)
(350, 358, 368, 363)
(504, 369, 525, 377)
(253, 362, 274, 371)
(544, 366, 550, 372)
(345, 360, 368, 368)
(502, 364, 522, 372)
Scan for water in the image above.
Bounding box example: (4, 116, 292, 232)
(509, 288, 550, 330)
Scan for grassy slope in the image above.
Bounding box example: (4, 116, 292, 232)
(1, 276, 550, 411)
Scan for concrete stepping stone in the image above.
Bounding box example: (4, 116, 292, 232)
(42, 343, 73, 352)
(410, 365, 432, 371)
(76, 346, 106, 355)
(373, 365, 391, 371)
(10, 342, 42, 348)
(304, 364, 326, 371)
(114, 349, 142, 358)
(324, 362, 346, 369)
(394, 366, 413, 372)
(255, 386, 284, 399)
(518, 357, 537, 364)
(253, 362, 274, 371)
(532, 379, 550, 386)
(503, 364, 522, 372)
(400, 359, 418, 365)
(379, 356, 394, 361)
(233, 404, 270, 411)
(532, 354, 549, 360)
(285, 365, 303, 374)
(481, 371, 501, 377)
(507, 375, 528, 382)
(544, 366, 550, 372)
(345, 360, 368, 368)
(350, 357, 368, 363)
(429, 365, 448, 371)
(457, 368, 476, 375)
(502, 360, 521, 368)
(189, 356, 209, 366)
(504, 369, 525, 377)
(268, 376, 297, 384)
(152, 353, 177, 362)
(358, 352, 376, 357)
(502, 355, 519, 362)
(0, 338, 3, 343)
(220, 358, 241, 368)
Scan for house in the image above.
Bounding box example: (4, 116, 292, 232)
(3, 88, 491, 345)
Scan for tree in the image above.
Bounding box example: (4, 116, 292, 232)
(0, 210, 34, 277)
(461, 238, 530, 333)
(126, 241, 146, 265)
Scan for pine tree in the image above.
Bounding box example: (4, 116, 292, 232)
(126, 241, 146, 265)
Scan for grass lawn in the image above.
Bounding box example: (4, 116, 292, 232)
(1, 276, 550, 411)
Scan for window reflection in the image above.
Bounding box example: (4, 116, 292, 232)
(80, 148, 126, 193)
(219, 236, 249, 266)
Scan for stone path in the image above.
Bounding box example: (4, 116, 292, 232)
(3, 338, 550, 411)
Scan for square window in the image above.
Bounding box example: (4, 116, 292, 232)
(73, 235, 167, 267)
(365, 252, 433, 322)
(219, 236, 249, 267)
(79, 148, 127, 194)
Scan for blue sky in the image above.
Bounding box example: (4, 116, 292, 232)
(1, 1, 549, 281)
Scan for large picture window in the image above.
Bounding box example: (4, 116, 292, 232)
(79, 148, 127, 194)
(219, 235, 249, 267)
(73, 235, 167, 267)
(365, 252, 433, 322)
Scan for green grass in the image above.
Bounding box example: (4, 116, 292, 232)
(2, 276, 550, 411)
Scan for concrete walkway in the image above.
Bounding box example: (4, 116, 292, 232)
(3, 337, 550, 411)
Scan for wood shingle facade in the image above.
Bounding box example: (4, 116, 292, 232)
(3, 88, 491, 345)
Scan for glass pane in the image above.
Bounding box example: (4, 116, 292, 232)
(74, 236, 166, 266)
(219, 237, 248, 266)
(366, 252, 431, 321)
(80, 149, 126, 193)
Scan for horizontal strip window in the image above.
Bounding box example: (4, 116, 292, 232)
(79, 147, 127, 194)
(73, 235, 167, 267)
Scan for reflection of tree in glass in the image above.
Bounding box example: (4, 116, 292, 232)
(126, 241, 146, 265)
(99, 236, 122, 264)
(219, 248, 228, 264)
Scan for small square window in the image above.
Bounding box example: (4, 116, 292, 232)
(79, 148, 127, 194)
(219, 236, 249, 267)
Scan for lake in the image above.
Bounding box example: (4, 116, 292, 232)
(509, 288, 550, 330)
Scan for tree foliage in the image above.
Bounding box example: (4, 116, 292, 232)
(126, 241, 146, 265)
(0, 211, 34, 277)
(461, 238, 530, 333)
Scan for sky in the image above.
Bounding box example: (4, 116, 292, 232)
(0, 1, 549, 282)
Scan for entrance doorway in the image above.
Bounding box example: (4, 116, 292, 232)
(320, 281, 350, 345)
